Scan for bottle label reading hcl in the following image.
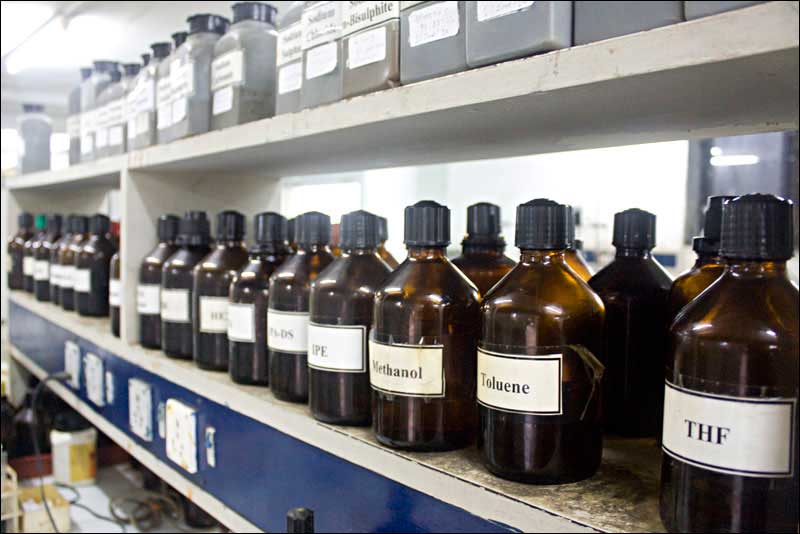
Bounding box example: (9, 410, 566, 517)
(662, 381, 796, 478)
(307, 323, 367, 372)
(267, 310, 309, 354)
(199, 296, 228, 333)
(477, 349, 563, 415)
(368, 340, 444, 397)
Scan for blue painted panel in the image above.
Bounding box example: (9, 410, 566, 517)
(9, 301, 514, 533)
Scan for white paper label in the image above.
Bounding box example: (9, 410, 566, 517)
(267, 310, 309, 353)
(50, 264, 62, 287)
(161, 288, 190, 323)
(408, 1, 460, 47)
(156, 77, 172, 130)
(60, 265, 75, 289)
(211, 50, 244, 91)
(343, 1, 400, 35)
(109, 279, 121, 307)
(305, 41, 339, 79)
(228, 303, 255, 342)
(277, 21, 304, 65)
(23, 256, 34, 276)
(95, 127, 108, 149)
(476, 1, 534, 22)
(135, 111, 150, 137)
(477, 349, 562, 415)
(33, 259, 50, 281)
(67, 115, 81, 138)
(105, 98, 124, 128)
(108, 125, 123, 147)
(137, 284, 161, 315)
(278, 62, 303, 94)
(74, 268, 91, 293)
(308, 323, 367, 372)
(368, 340, 444, 397)
(347, 25, 387, 69)
(81, 134, 94, 154)
(212, 86, 234, 115)
(662, 382, 796, 478)
(199, 296, 229, 333)
(127, 118, 137, 140)
(170, 61, 194, 100)
(171, 98, 187, 124)
(302, 1, 343, 50)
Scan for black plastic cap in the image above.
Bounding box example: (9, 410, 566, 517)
(463, 202, 504, 246)
(187, 13, 230, 35)
(141, 53, 151, 67)
(286, 508, 314, 534)
(404, 200, 450, 247)
(151, 42, 172, 59)
(92, 60, 118, 72)
(22, 103, 44, 113)
(18, 212, 34, 229)
(515, 199, 570, 250)
(123, 63, 141, 77)
(216, 210, 246, 241)
(157, 214, 180, 242)
(719, 194, 795, 261)
(377, 216, 389, 243)
(341, 210, 379, 249)
(72, 215, 89, 234)
(172, 31, 189, 48)
(254, 212, 287, 244)
(109, 69, 121, 83)
(89, 214, 110, 235)
(612, 208, 656, 250)
(233, 2, 278, 24)
(287, 217, 296, 243)
(80, 67, 93, 80)
(178, 211, 211, 246)
(296, 211, 331, 247)
(703, 195, 736, 242)
(63, 214, 75, 234)
(46, 214, 63, 234)
(692, 236, 718, 255)
(574, 238, 584, 251)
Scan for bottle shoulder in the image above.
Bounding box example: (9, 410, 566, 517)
(589, 257, 672, 293)
(312, 254, 391, 297)
(194, 246, 249, 274)
(376, 258, 480, 307)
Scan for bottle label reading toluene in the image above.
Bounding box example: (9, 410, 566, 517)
(199, 296, 229, 333)
(267, 309, 309, 354)
(307, 323, 367, 372)
(160, 288, 190, 323)
(137, 284, 161, 315)
(227, 303, 255, 343)
(662, 381, 796, 478)
(477, 348, 563, 415)
(368, 340, 444, 397)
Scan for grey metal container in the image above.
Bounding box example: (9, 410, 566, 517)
(400, 1, 468, 85)
(80, 61, 116, 162)
(275, 2, 305, 115)
(574, 1, 682, 45)
(132, 43, 171, 150)
(300, 1, 344, 109)
(93, 69, 122, 160)
(342, 1, 401, 98)
(17, 104, 52, 174)
(684, 1, 766, 19)
(67, 76, 84, 166)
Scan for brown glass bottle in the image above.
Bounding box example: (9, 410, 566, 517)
(49, 215, 75, 305)
(588, 209, 672, 437)
(268, 212, 334, 403)
(660, 194, 798, 533)
(60, 216, 89, 312)
(564, 208, 593, 282)
(193, 211, 249, 371)
(138, 215, 180, 349)
(479, 199, 605, 483)
(372, 201, 480, 451)
(287, 217, 299, 253)
(109, 251, 121, 337)
(309, 210, 391, 426)
(161, 212, 211, 359)
(229, 212, 289, 385)
(377, 216, 399, 269)
(75, 214, 117, 317)
(330, 223, 342, 257)
(33, 214, 62, 301)
(7, 212, 34, 290)
(451, 202, 515, 296)
(23, 214, 46, 293)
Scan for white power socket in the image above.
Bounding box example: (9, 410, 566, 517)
(128, 379, 153, 441)
(84, 353, 105, 407)
(64, 341, 81, 389)
(165, 399, 198, 474)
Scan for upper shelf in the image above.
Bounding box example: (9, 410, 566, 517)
(3, 155, 124, 192)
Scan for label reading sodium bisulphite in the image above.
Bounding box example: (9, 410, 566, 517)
(368, 340, 444, 397)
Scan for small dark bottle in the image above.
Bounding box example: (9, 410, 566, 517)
(309, 210, 392, 426)
(588, 208, 672, 437)
(33, 214, 63, 301)
(60, 216, 89, 312)
(75, 214, 117, 317)
(268, 212, 334, 403)
(478, 199, 605, 483)
(565, 208, 593, 282)
(162, 212, 211, 359)
(668, 195, 733, 320)
(372, 201, 481, 451)
(23, 214, 47, 293)
(376, 216, 399, 269)
(49, 215, 75, 305)
(660, 194, 798, 533)
(451, 202, 515, 296)
(110, 250, 121, 337)
(138, 215, 180, 349)
(229, 212, 289, 385)
(7, 212, 34, 290)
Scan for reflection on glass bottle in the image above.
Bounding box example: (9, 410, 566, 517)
(7, 212, 34, 290)
(75, 215, 116, 317)
(138, 215, 180, 349)
(565, 206, 593, 282)
(376, 216, 399, 269)
(23, 215, 47, 293)
(60, 216, 89, 312)
(33, 214, 62, 302)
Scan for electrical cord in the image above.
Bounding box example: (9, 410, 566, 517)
(56, 482, 126, 532)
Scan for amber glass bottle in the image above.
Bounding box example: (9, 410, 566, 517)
(7, 212, 34, 290)
(565, 207, 593, 281)
(588, 209, 672, 437)
(23, 214, 47, 293)
(451, 202, 515, 295)
(372, 201, 480, 451)
(193, 211, 248, 371)
(287, 217, 299, 253)
(110, 250, 121, 337)
(668, 195, 733, 319)
(49, 215, 75, 305)
(161, 212, 211, 359)
(138, 215, 180, 349)
(268, 212, 334, 403)
(376, 216, 399, 269)
(661, 194, 798, 533)
(60, 216, 89, 312)
(33, 214, 62, 301)
(478, 199, 605, 483)
(330, 223, 342, 257)
(75, 215, 117, 317)
(229, 212, 289, 385)
(309, 210, 391, 425)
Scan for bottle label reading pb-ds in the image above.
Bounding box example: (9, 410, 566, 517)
(368, 340, 444, 397)
(307, 323, 367, 372)
(267, 310, 309, 354)
(662, 381, 796, 478)
(477, 348, 563, 415)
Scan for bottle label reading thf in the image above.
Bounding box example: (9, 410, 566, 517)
(368, 340, 444, 397)
(160, 288, 190, 323)
(267, 309, 309, 354)
(137, 284, 161, 315)
(477, 349, 563, 415)
(227, 303, 255, 343)
(307, 323, 367, 372)
(199, 296, 228, 333)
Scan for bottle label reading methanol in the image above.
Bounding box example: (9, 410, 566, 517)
(662, 381, 796, 478)
(160, 288, 190, 323)
(476, 1, 534, 22)
(23, 256, 34, 276)
(302, 1, 343, 50)
(266, 309, 309, 353)
(61, 265, 75, 289)
(33, 259, 50, 281)
(368, 340, 444, 397)
(137, 284, 161, 315)
(307, 323, 367, 372)
(109, 279, 121, 307)
(477, 348, 563, 415)
(343, 1, 399, 36)
(347, 26, 387, 69)
(199, 296, 228, 333)
(305, 41, 338, 79)
(74, 268, 92, 293)
(227, 303, 255, 343)
(408, 1, 460, 48)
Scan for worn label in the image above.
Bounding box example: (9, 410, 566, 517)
(408, 1, 460, 47)
(109, 279, 121, 307)
(305, 41, 338, 79)
(228, 303, 255, 342)
(277, 21, 304, 65)
(343, 1, 400, 36)
(278, 62, 303, 94)
(212, 86, 234, 115)
(347, 25, 387, 69)
(211, 50, 244, 91)
(74, 268, 92, 293)
(476, 1, 534, 22)
(61, 265, 75, 289)
(33, 259, 50, 281)
(307, 323, 367, 372)
(161, 288, 190, 323)
(302, 1, 343, 49)
(368, 340, 444, 397)
(23, 256, 34, 276)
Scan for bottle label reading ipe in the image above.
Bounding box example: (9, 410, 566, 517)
(477, 348, 563, 415)
(662, 381, 796, 478)
(368, 340, 444, 397)
(307, 323, 367, 372)
(267, 309, 309, 354)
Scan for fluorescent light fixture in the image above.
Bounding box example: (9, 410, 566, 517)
(0, 2, 53, 56)
(709, 146, 723, 156)
(710, 154, 760, 167)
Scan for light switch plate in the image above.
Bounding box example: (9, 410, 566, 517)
(84, 353, 105, 407)
(165, 399, 198, 474)
(64, 341, 81, 389)
(128, 379, 153, 441)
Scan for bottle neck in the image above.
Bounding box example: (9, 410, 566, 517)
(299, 243, 330, 254)
(519, 249, 567, 265)
(615, 247, 652, 259)
(250, 242, 285, 257)
(344, 246, 378, 256)
(694, 253, 723, 268)
(216, 239, 245, 248)
(726, 259, 788, 279)
(462, 242, 505, 256)
(408, 246, 447, 260)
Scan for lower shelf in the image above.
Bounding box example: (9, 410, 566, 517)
(8, 291, 664, 533)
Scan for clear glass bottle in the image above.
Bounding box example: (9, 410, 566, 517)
(451, 202, 514, 296)
(268, 211, 334, 402)
(300, 1, 343, 109)
(93, 66, 121, 159)
(376, 216, 399, 269)
(478, 199, 605, 483)
(7, 212, 34, 291)
(309, 210, 391, 425)
(33, 214, 62, 302)
(131, 42, 171, 149)
(229, 212, 289, 385)
(138, 215, 180, 349)
(49, 215, 74, 304)
(23, 214, 46, 293)
(60, 216, 89, 312)
(105, 63, 139, 157)
(75, 214, 117, 317)
(372, 201, 481, 451)
(660, 194, 798, 533)
(275, 1, 305, 115)
(588, 208, 672, 437)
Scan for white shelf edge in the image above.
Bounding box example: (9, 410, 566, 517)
(4, 156, 125, 192)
